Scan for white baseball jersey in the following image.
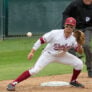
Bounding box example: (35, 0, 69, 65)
(33, 29, 77, 56)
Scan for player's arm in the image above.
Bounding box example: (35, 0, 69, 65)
(27, 30, 54, 60)
(27, 38, 46, 60)
(27, 48, 35, 60)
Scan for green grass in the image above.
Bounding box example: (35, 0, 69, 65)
(0, 37, 87, 80)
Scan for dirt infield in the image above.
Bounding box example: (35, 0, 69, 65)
(0, 72, 92, 92)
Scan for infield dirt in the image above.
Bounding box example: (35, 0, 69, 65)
(0, 72, 92, 92)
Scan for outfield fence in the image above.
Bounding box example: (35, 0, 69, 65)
(0, 0, 71, 39)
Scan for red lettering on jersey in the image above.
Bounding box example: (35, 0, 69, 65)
(53, 43, 73, 50)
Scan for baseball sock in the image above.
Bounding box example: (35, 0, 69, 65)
(12, 70, 31, 85)
(70, 69, 81, 82)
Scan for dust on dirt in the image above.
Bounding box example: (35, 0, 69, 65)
(0, 72, 92, 92)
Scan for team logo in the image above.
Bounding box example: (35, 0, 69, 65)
(53, 43, 72, 50)
(85, 17, 90, 22)
(69, 20, 73, 23)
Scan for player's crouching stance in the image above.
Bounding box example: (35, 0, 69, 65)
(7, 17, 85, 91)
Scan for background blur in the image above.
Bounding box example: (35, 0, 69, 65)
(0, 0, 71, 39)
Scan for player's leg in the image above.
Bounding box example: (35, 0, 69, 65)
(7, 51, 55, 91)
(7, 70, 30, 91)
(84, 29, 92, 77)
(57, 52, 84, 88)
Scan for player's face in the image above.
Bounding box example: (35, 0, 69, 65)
(64, 24, 75, 38)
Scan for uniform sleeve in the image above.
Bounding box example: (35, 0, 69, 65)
(32, 39, 42, 50)
(42, 30, 54, 43)
(32, 30, 54, 50)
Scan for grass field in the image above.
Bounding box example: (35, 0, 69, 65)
(0, 37, 87, 81)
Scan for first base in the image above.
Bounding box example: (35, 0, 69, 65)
(40, 81, 70, 87)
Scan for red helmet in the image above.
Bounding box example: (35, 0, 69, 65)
(65, 17, 76, 26)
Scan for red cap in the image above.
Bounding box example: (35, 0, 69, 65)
(65, 17, 76, 26)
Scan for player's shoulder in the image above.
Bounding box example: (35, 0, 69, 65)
(71, 33, 76, 41)
(51, 29, 64, 34)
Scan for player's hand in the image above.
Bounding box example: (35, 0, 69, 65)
(27, 52, 34, 60)
(27, 49, 35, 60)
(76, 44, 84, 54)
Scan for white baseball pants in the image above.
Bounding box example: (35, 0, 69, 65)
(29, 51, 83, 75)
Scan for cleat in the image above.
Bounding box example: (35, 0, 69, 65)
(70, 81, 85, 88)
(7, 83, 15, 91)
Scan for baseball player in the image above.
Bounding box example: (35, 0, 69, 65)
(7, 17, 85, 91)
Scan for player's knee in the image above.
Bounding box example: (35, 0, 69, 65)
(74, 61, 83, 70)
(29, 66, 42, 75)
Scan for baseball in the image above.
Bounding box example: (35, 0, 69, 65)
(26, 32, 32, 37)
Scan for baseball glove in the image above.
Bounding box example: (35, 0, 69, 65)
(73, 30, 85, 45)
